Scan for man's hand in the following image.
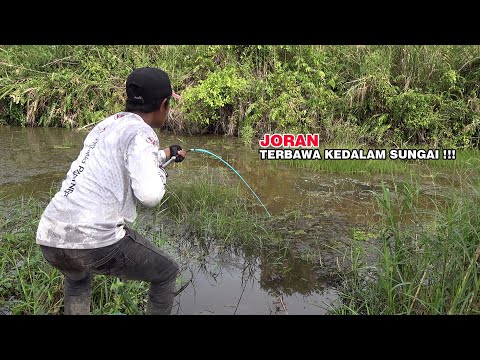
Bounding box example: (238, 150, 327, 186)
(169, 145, 186, 163)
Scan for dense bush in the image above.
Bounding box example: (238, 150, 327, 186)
(1, 45, 479, 148)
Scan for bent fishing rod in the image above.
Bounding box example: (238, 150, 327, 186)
(161, 148, 271, 217)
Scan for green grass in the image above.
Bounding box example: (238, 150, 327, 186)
(281, 145, 480, 175)
(333, 178, 480, 314)
(0, 168, 273, 315)
(53, 140, 74, 149)
(4, 162, 479, 314)
(165, 167, 274, 250)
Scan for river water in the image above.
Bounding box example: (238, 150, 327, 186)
(0, 125, 462, 314)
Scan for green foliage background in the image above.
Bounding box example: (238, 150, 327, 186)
(1, 45, 479, 148)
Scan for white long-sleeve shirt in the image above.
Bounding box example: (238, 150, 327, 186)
(36, 112, 168, 249)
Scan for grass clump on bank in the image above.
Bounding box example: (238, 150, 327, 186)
(164, 167, 274, 249)
(333, 179, 480, 314)
(281, 146, 480, 175)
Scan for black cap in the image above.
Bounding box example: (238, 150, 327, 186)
(126, 67, 180, 105)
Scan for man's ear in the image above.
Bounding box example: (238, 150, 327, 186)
(162, 98, 170, 109)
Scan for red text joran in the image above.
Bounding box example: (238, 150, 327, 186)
(259, 134, 320, 148)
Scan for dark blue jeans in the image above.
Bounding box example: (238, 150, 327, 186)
(40, 227, 179, 315)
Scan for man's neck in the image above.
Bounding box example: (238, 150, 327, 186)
(131, 112, 154, 127)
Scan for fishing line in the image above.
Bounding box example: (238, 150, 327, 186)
(187, 148, 271, 217)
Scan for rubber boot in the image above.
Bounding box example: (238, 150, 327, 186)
(146, 299, 173, 315)
(146, 281, 175, 315)
(64, 273, 93, 315)
(64, 293, 92, 315)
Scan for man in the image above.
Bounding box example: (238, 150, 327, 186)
(36, 67, 187, 315)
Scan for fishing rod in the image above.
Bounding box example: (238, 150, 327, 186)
(161, 148, 271, 217)
(161, 155, 177, 168)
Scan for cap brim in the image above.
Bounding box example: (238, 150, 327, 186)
(171, 90, 181, 99)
